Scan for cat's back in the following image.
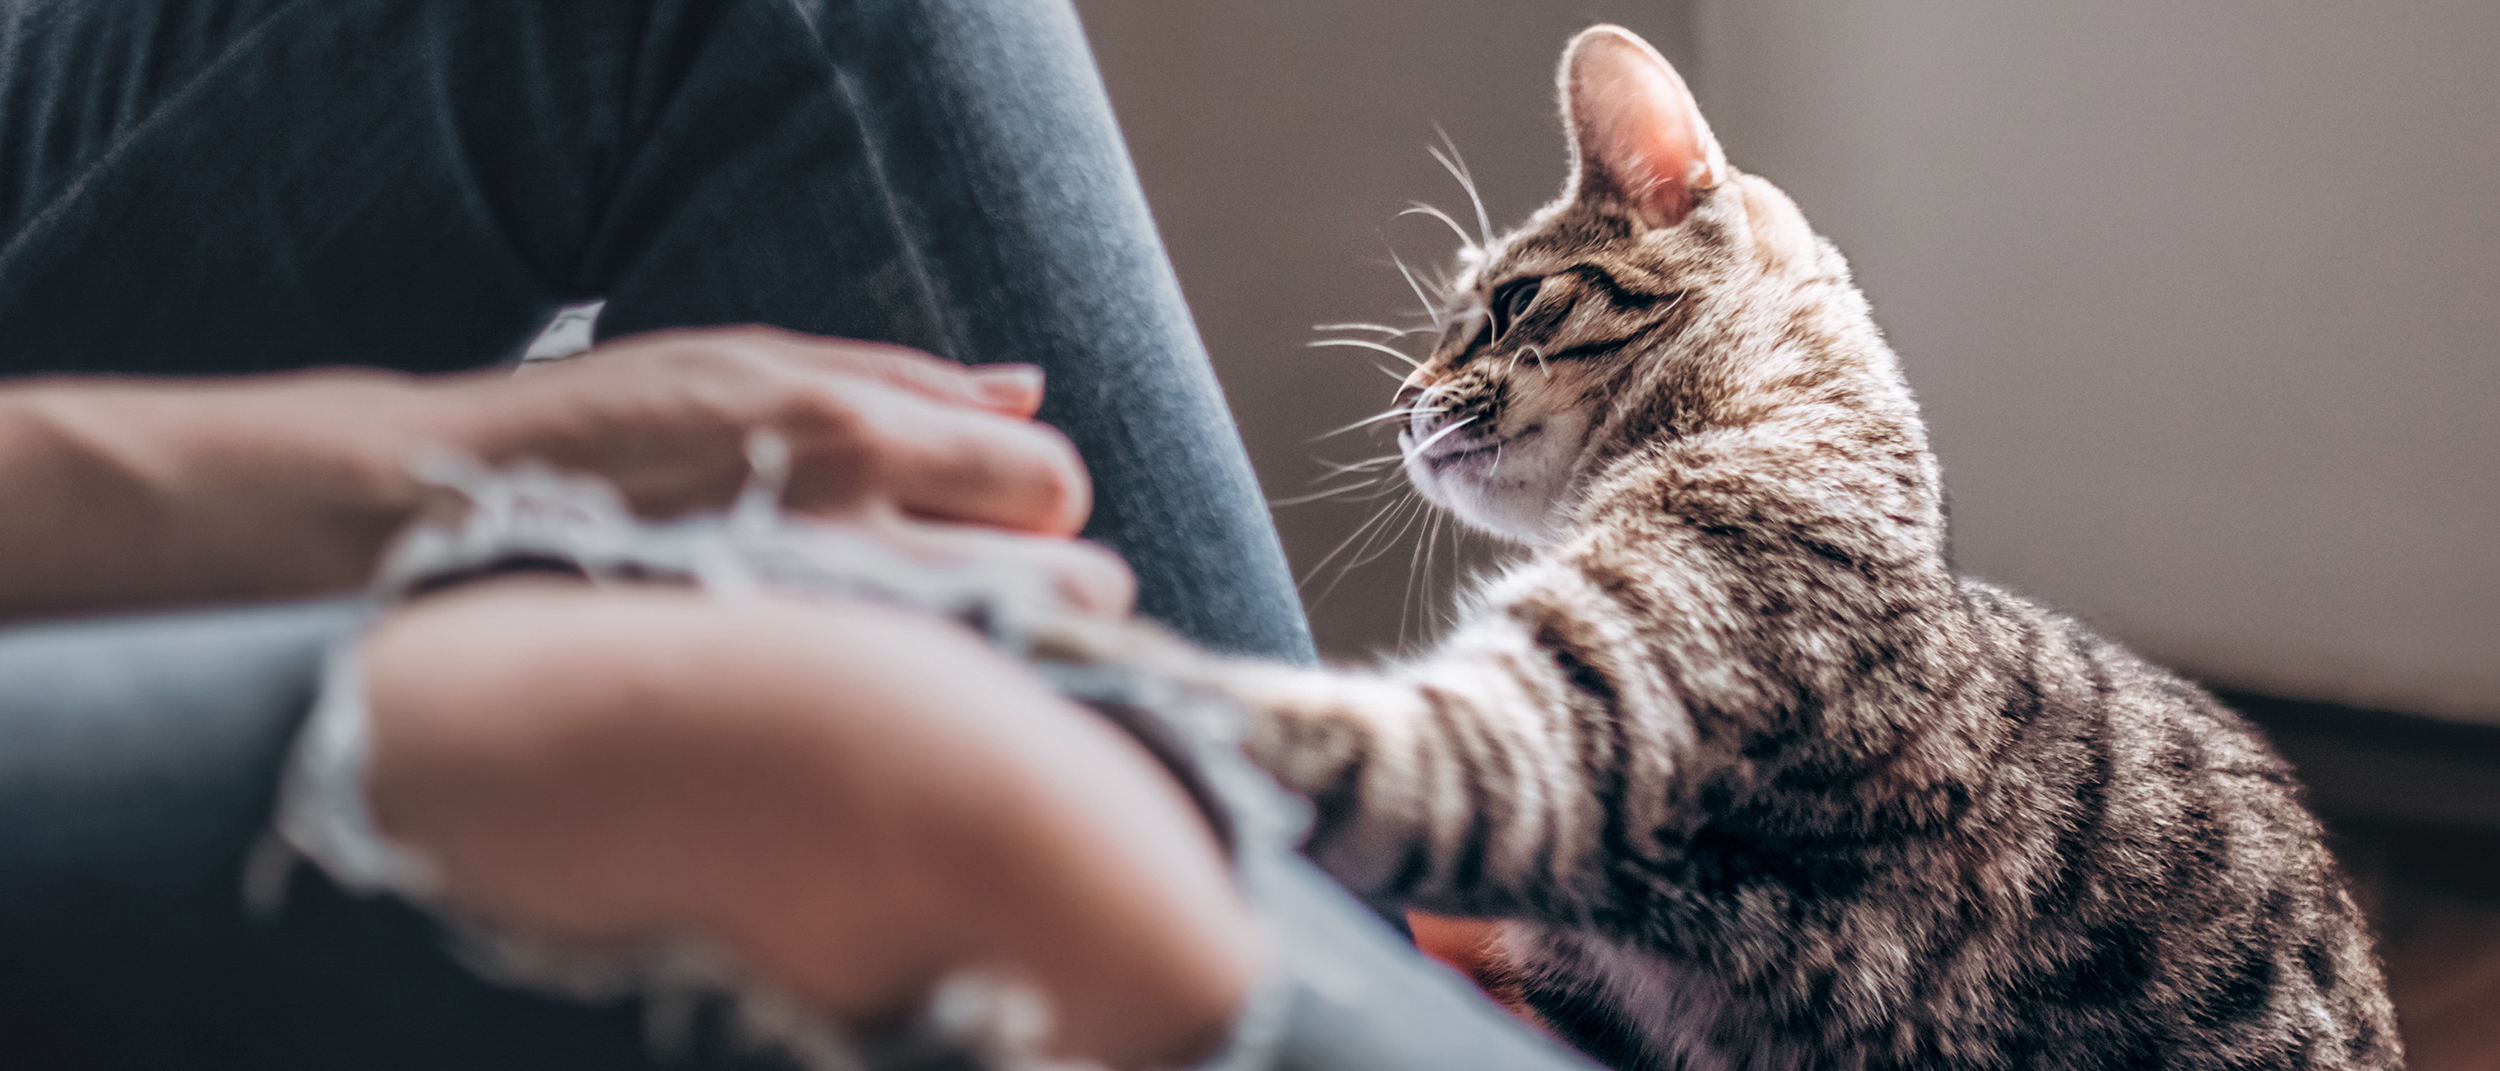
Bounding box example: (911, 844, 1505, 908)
(1952, 578, 2402, 1068)
(1486, 575, 2403, 1070)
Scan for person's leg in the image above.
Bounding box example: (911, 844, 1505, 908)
(0, 0, 580, 376)
(584, 0, 1310, 662)
(0, 8, 922, 1063)
(0, 0, 1308, 661)
(0, 607, 1595, 1071)
(0, 2, 1587, 1065)
(0, 602, 707, 1070)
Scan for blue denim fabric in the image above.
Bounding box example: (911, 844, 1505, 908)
(0, 601, 679, 1068)
(0, 0, 1304, 660)
(0, 602, 1598, 1070)
(0, 1, 1593, 1067)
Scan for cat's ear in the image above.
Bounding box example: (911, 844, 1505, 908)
(1560, 26, 1727, 229)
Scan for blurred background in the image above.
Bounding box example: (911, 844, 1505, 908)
(1070, 0, 2499, 1063)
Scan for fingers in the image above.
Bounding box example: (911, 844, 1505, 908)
(708, 326, 1046, 417)
(879, 523, 1137, 617)
(780, 378, 1093, 536)
(637, 327, 1086, 532)
(457, 325, 1090, 534)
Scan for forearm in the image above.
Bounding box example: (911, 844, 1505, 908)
(0, 329, 1103, 625)
(0, 371, 446, 621)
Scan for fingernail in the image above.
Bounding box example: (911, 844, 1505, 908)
(971, 364, 1044, 407)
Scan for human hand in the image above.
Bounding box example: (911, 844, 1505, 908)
(427, 326, 1092, 534)
(0, 327, 1118, 621)
(358, 578, 1247, 1068)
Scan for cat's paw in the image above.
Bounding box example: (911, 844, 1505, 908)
(1024, 610, 1223, 682)
(1023, 614, 1386, 815)
(1224, 666, 1397, 799)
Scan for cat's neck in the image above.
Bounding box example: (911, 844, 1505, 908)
(1575, 277, 1946, 562)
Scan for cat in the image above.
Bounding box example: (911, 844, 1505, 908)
(1201, 24, 2400, 1071)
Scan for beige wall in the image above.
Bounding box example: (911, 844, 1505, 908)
(1072, 1, 2500, 724)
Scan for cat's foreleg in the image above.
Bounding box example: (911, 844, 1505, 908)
(1223, 580, 1695, 926)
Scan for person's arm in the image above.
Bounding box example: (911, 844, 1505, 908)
(357, 576, 1255, 1070)
(0, 326, 1088, 622)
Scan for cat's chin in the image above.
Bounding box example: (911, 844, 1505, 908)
(1400, 413, 1589, 544)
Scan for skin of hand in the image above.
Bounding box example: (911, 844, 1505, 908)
(4, 325, 1215, 1058)
(360, 576, 1257, 1070)
(0, 326, 1114, 621)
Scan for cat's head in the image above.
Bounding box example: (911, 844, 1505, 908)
(1398, 25, 1864, 542)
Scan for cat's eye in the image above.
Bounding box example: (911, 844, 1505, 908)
(1488, 276, 1543, 341)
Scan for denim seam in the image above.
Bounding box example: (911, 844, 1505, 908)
(415, 7, 569, 303)
(575, 0, 674, 300)
(825, 65, 964, 364)
(759, 0, 960, 363)
(0, 0, 317, 276)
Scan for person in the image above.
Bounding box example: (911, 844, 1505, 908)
(0, 2, 1594, 1068)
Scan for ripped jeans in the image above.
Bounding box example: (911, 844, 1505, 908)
(0, 1, 1591, 1068)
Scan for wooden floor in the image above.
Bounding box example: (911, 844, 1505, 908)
(2341, 819, 2500, 1070)
(2232, 690, 2500, 1068)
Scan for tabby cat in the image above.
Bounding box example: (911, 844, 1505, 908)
(1214, 25, 2400, 1070)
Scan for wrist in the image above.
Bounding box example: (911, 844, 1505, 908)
(421, 363, 761, 520)
(183, 369, 448, 596)
(0, 370, 442, 618)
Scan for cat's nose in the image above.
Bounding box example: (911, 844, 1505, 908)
(1394, 381, 1435, 437)
(1395, 369, 1449, 436)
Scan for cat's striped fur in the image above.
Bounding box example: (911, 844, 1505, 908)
(1222, 26, 2399, 1070)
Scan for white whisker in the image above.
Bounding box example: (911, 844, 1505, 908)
(1269, 476, 1405, 508)
(1421, 261, 1457, 301)
(1313, 405, 1441, 442)
(1345, 491, 1430, 573)
(1315, 453, 1406, 476)
(1400, 202, 1479, 252)
(1401, 501, 1448, 647)
(1430, 126, 1494, 247)
(1308, 336, 1423, 369)
(1300, 488, 1424, 602)
(1437, 520, 1475, 633)
(1313, 321, 1429, 337)
(1300, 491, 1409, 582)
(1409, 414, 1480, 454)
(1430, 510, 1460, 645)
(1390, 249, 1444, 329)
